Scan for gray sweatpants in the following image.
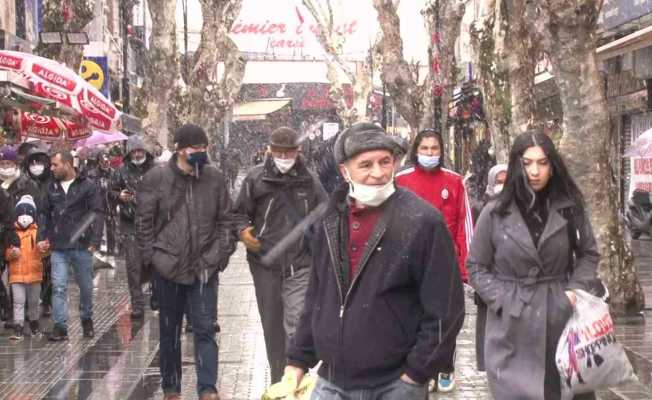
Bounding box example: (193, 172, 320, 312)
(250, 264, 311, 383)
(12, 283, 41, 324)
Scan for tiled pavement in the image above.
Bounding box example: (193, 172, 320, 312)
(1, 239, 652, 399)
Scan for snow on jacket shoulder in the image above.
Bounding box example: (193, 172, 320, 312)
(396, 165, 472, 281)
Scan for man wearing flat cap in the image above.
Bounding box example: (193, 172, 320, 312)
(136, 124, 238, 400)
(235, 126, 326, 383)
(284, 122, 465, 399)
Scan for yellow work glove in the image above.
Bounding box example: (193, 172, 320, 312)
(239, 226, 262, 253)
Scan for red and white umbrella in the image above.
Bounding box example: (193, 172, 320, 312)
(627, 128, 652, 158)
(0, 50, 122, 138)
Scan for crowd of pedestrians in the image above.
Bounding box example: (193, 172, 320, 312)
(0, 120, 604, 400)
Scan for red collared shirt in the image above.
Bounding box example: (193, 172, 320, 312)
(347, 203, 382, 282)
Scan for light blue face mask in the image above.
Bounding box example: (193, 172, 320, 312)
(417, 154, 440, 169)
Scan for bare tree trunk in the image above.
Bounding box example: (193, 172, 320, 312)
(503, 0, 538, 135)
(187, 0, 245, 154)
(139, 0, 178, 149)
(302, 0, 373, 127)
(37, 0, 94, 70)
(373, 0, 433, 137)
(544, 0, 643, 314)
(423, 0, 465, 152)
(471, 0, 511, 163)
(471, 0, 538, 162)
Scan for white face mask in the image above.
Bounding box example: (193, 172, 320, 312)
(493, 184, 504, 194)
(344, 168, 396, 207)
(18, 215, 33, 228)
(132, 157, 146, 166)
(29, 164, 45, 176)
(417, 154, 440, 169)
(274, 157, 296, 174)
(0, 167, 17, 180)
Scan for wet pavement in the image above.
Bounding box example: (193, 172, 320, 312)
(1, 228, 652, 398)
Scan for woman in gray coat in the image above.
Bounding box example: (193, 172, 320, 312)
(473, 163, 507, 372)
(467, 131, 600, 400)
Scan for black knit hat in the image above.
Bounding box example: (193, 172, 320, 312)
(270, 126, 299, 149)
(174, 124, 209, 149)
(334, 122, 399, 164)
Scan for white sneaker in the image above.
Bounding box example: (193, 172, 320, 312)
(437, 372, 455, 392)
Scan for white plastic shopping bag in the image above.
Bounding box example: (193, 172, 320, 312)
(556, 289, 636, 399)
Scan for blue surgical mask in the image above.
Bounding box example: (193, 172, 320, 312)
(417, 154, 440, 169)
(187, 151, 209, 171)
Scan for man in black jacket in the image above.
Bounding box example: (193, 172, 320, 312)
(136, 124, 238, 400)
(235, 126, 326, 383)
(39, 150, 104, 341)
(109, 135, 154, 319)
(86, 150, 116, 255)
(284, 123, 465, 399)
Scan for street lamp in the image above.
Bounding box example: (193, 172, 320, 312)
(39, 32, 63, 44)
(66, 32, 89, 45)
(39, 31, 89, 45)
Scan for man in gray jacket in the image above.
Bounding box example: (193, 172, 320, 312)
(136, 124, 238, 400)
(235, 126, 326, 383)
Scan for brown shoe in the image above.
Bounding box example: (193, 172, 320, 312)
(199, 391, 221, 400)
(163, 393, 181, 400)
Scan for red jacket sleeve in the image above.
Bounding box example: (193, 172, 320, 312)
(454, 180, 473, 282)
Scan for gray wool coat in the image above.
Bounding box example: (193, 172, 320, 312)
(467, 197, 599, 400)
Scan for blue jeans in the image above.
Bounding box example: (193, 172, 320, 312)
(51, 250, 94, 327)
(154, 271, 218, 396)
(310, 377, 427, 400)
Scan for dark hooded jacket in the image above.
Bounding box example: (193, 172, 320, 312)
(136, 154, 239, 284)
(234, 155, 326, 273)
(287, 185, 465, 389)
(86, 150, 115, 218)
(109, 135, 155, 224)
(2, 171, 41, 216)
(24, 145, 52, 203)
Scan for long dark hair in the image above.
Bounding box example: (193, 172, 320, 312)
(495, 130, 584, 215)
(409, 129, 445, 168)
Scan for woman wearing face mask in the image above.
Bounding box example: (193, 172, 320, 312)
(24, 145, 52, 207)
(473, 162, 507, 372)
(23, 144, 53, 317)
(0, 146, 41, 214)
(395, 129, 473, 393)
(468, 130, 599, 400)
(485, 164, 507, 203)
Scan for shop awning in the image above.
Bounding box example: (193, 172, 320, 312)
(597, 25, 652, 60)
(232, 98, 291, 121)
